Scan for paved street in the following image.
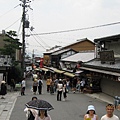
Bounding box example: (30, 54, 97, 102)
(9, 77, 120, 120)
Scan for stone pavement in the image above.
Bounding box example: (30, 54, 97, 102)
(0, 89, 117, 120)
(0, 91, 20, 120)
(86, 92, 114, 104)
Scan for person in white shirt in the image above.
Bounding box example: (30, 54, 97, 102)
(21, 78, 26, 95)
(101, 104, 119, 120)
(57, 79, 63, 101)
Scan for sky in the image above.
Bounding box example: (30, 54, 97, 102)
(0, 0, 120, 57)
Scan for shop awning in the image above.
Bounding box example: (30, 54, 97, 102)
(64, 72, 75, 77)
(40, 67, 49, 72)
(75, 70, 83, 74)
(54, 69, 65, 74)
(80, 67, 120, 77)
(75, 70, 83, 76)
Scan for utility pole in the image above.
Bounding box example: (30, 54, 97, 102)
(20, 0, 31, 77)
(22, 0, 26, 77)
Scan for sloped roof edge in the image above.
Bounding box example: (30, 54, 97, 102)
(94, 34, 120, 43)
(62, 38, 94, 49)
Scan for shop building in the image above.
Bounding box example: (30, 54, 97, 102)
(80, 34, 120, 96)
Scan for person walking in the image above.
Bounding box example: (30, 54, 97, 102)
(101, 104, 119, 120)
(54, 78, 59, 92)
(38, 77, 43, 94)
(84, 105, 98, 120)
(63, 81, 67, 101)
(46, 77, 52, 92)
(50, 80, 55, 94)
(80, 79, 85, 93)
(33, 78, 38, 95)
(57, 79, 63, 101)
(21, 78, 26, 96)
(0, 80, 7, 99)
(24, 96, 38, 120)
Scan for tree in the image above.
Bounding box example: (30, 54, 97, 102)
(0, 30, 22, 66)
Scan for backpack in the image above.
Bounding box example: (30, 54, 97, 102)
(39, 80, 42, 86)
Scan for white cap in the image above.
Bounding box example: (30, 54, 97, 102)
(86, 105, 95, 113)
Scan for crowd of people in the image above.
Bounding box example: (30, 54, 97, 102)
(24, 96, 119, 120)
(0, 70, 119, 120)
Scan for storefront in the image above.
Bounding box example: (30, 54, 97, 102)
(80, 66, 120, 96)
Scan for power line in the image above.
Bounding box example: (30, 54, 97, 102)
(0, 4, 20, 18)
(29, 30, 46, 50)
(30, 21, 120, 36)
(4, 17, 22, 30)
(31, 30, 51, 48)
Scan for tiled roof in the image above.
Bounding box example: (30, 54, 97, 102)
(84, 58, 120, 70)
(61, 51, 95, 62)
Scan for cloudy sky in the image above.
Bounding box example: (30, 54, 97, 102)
(0, 0, 120, 56)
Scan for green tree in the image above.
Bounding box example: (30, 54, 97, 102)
(0, 30, 22, 66)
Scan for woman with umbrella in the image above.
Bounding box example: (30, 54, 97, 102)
(30, 109, 51, 120)
(26, 99, 53, 120)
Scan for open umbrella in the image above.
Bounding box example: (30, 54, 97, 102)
(25, 99, 54, 111)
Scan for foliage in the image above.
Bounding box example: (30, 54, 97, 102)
(0, 30, 22, 66)
(10, 65, 22, 83)
(14, 65, 22, 82)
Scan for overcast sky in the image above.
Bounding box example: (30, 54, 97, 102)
(0, 0, 120, 56)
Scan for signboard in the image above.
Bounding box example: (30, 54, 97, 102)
(40, 58, 43, 68)
(100, 50, 115, 64)
(26, 66, 32, 71)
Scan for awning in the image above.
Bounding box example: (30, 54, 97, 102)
(54, 69, 65, 74)
(75, 70, 83, 74)
(64, 72, 75, 77)
(75, 70, 83, 76)
(80, 67, 120, 77)
(40, 67, 49, 72)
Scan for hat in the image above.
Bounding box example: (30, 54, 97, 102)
(86, 105, 96, 114)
